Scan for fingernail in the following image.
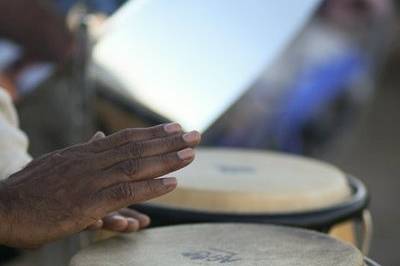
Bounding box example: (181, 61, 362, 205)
(113, 215, 125, 221)
(162, 177, 177, 187)
(90, 131, 106, 142)
(95, 131, 106, 138)
(183, 131, 200, 143)
(177, 148, 195, 160)
(164, 122, 181, 133)
(139, 215, 151, 227)
(126, 218, 137, 223)
(126, 218, 140, 231)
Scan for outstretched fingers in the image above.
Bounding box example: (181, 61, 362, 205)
(95, 148, 195, 188)
(94, 178, 178, 215)
(95, 131, 200, 168)
(85, 123, 183, 153)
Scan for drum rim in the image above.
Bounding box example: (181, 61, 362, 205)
(135, 175, 368, 230)
(364, 257, 381, 266)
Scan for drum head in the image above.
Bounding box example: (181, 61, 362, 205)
(150, 148, 351, 213)
(70, 223, 365, 266)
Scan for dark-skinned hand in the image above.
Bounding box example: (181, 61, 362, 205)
(85, 132, 150, 233)
(86, 208, 151, 233)
(0, 123, 201, 248)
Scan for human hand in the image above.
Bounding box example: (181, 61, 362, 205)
(0, 123, 200, 248)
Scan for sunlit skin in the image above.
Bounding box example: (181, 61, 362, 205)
(0, 123, 201, 248)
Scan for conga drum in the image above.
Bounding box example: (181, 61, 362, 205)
(135, 148, 371, 253)
(71, 223, 379, 266)
(91, 0, 322, 133)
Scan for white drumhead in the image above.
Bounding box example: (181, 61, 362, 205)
(70, 224, 365, 266)
(150, 148, 351, 213)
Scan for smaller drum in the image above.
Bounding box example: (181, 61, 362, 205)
(135, 148, 371, 252)
(71, 223, 379, 266)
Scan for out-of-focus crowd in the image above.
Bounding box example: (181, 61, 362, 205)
(205, 0, 395, 155)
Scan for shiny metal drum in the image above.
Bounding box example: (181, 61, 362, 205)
(92, 0, 321, 132)
(71, 223, 379, 266)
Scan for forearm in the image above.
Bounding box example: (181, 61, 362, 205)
(0, 181, 12, 246)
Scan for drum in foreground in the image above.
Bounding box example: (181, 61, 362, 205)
(71, 223, 378, 266)
(135, 148, 370, 251)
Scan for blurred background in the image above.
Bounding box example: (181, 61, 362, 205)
(0, 0, 400, 265)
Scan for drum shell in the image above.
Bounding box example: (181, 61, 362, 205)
(134, 176, 368, 232)
(94, 85, 166, 132)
